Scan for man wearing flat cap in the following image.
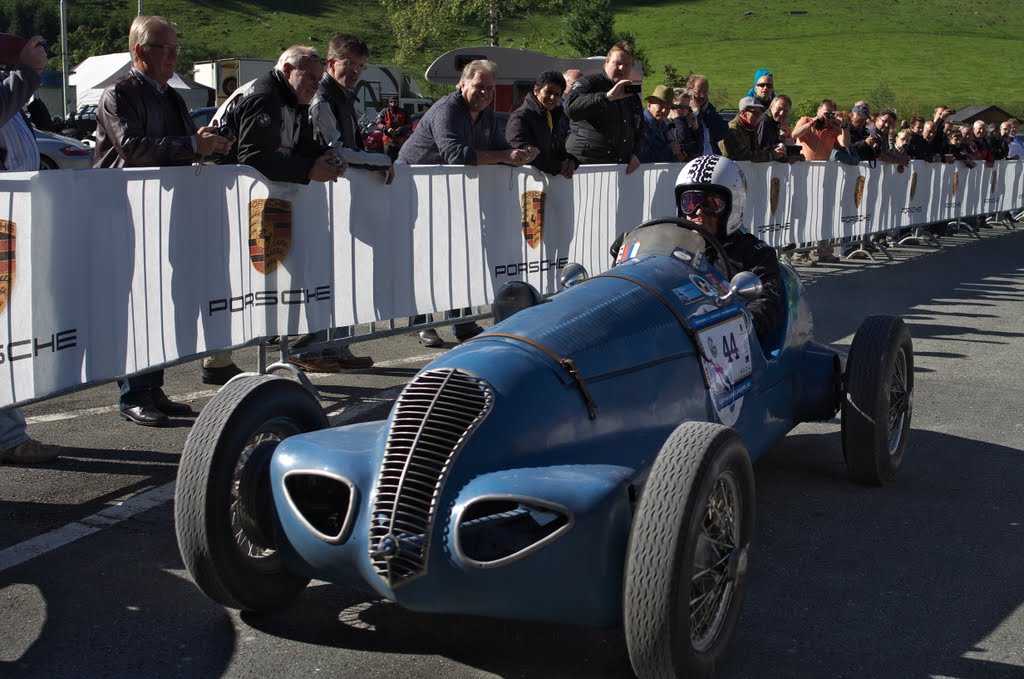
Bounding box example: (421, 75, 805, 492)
(639, 84, 679, 163)
(719, 96, 784, 162)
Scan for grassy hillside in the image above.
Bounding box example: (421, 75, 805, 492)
(80, 0, 1024, 117)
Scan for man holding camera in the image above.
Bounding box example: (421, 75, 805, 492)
(94, 15, 236, 426)
(719, 96, 784, 162)
(791, 99, 851, 161)
(564, 41, 644, 174)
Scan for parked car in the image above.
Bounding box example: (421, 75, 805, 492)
(34, 129, 93, 170)
(176, 218, 913, 678)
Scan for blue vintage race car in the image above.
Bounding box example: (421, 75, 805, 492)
(175, 218, 913, 679)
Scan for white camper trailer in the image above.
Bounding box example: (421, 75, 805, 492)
(193, 58, 432, 118)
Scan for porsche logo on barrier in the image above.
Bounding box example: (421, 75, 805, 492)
(952, 170, 960, 198)
(910, 172, 918, 200)
(248, 198, 292, 274)
(769, 177, 780, 215)
(520, 190, 545, 249)
(0, 220, 14, 314)
(854, 176, 866, 208)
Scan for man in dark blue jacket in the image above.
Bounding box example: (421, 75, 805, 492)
(685, 74, 728, 156)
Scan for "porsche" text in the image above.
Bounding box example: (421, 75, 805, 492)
(208, 286, 332, 316)
(494, 258, 569, 278)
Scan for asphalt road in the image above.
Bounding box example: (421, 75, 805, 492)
(2, 226, 1023, 678)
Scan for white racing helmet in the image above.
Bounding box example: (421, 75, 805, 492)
(674, 155, 748, 236)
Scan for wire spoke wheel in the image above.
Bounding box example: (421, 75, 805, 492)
(842, 315, 914, 485)
(625, 423, 755, 679)
(176, 375, 327, 611)
(886, 348, 909, 456)
(689, 472, 741, 652)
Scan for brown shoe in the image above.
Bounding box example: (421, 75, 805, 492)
(289, 357, 342, 373)
(0, 438, 61, 465)
(337, 354, 374, 369)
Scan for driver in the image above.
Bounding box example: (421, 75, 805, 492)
(676, 155, 783, 339)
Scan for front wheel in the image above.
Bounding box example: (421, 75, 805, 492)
(624, 422, 756, 679)
(842, 315, 914, 485)
(175, 375, 327, 611)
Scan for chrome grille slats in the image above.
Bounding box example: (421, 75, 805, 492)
(369, 368, 493, 587)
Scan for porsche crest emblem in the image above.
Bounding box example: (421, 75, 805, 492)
(952, 170, 960, 198)
(769, 177, 780, 215)
(0, 220, 14, 315)
(909, 171, 918, 200)
(248, 198, 292, 274)
(854, 175, 866, 209)
(520, 190, 545, 249)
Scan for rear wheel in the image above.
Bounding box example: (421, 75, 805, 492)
(39, 156, 58, 170)
(175, 375, 327, 611)
(842, 315, 914, 485)
(624, 422, 755, 679)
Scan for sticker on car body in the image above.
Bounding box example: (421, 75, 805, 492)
(694, 309, 752, 427)
(689, 274, 716, 297)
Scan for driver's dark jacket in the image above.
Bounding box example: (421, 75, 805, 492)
(564, 73, 644, 164)
(608, 228, 784, 339)
(94, 69, 197, 168)
(707, 232, 784, 339)
(218, 70, 326, 184)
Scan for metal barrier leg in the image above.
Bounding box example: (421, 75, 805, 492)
(268, 335, 320, 399)
(948, 220, 980, 239)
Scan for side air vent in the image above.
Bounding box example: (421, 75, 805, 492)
(456, 496, 573, 568)
(369, 368, 494, 587)
(283, 471, 356, 544)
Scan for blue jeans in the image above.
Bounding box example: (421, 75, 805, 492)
(118, 370, 164, 408)
(0, 408, 29, 450)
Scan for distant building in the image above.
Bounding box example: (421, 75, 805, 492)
(949, 105, 1015, 127)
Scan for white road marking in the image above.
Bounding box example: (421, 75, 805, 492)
(24, 353, 439, 425)
(3, 366, 420, 572)
(0, 482, 175, 573)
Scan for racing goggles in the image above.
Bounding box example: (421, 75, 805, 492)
(678, 190, 727, 216)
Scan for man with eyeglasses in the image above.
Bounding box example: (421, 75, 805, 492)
(95, 15, 236, 426)
(292, 33, 382, 373)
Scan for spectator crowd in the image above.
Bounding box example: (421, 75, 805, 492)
(1, 18, 1021, 459)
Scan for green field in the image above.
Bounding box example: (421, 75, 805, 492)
(79, 0, 1023, 117)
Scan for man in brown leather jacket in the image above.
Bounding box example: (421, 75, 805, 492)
(94, 15, 235, 426)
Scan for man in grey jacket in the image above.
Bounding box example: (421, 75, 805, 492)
(0, 35, 62, 464)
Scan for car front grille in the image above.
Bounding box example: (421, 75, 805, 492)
(369, 368, 493, 588)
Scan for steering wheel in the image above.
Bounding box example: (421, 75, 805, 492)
(630, 216, 737, 279)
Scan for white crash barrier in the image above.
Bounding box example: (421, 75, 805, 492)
(0, 159, 1020, 407)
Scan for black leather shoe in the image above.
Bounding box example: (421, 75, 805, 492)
(454, 323, 485, 342)
(152, 392, 193, 416)
(202, 363, 244, 385)
(119, 404, 169, 427)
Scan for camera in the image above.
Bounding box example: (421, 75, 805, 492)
(785, 145, 803, 157)
(215, 124, 233, 139)
(813, 110, 839, 130)
(624, 83, 642, 95)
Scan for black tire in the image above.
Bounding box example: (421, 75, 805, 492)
(841, 315, 913, 485)
(175, 375, 327, 611)
(624, 422, 756, 679)
(39, 156, 58, 170)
